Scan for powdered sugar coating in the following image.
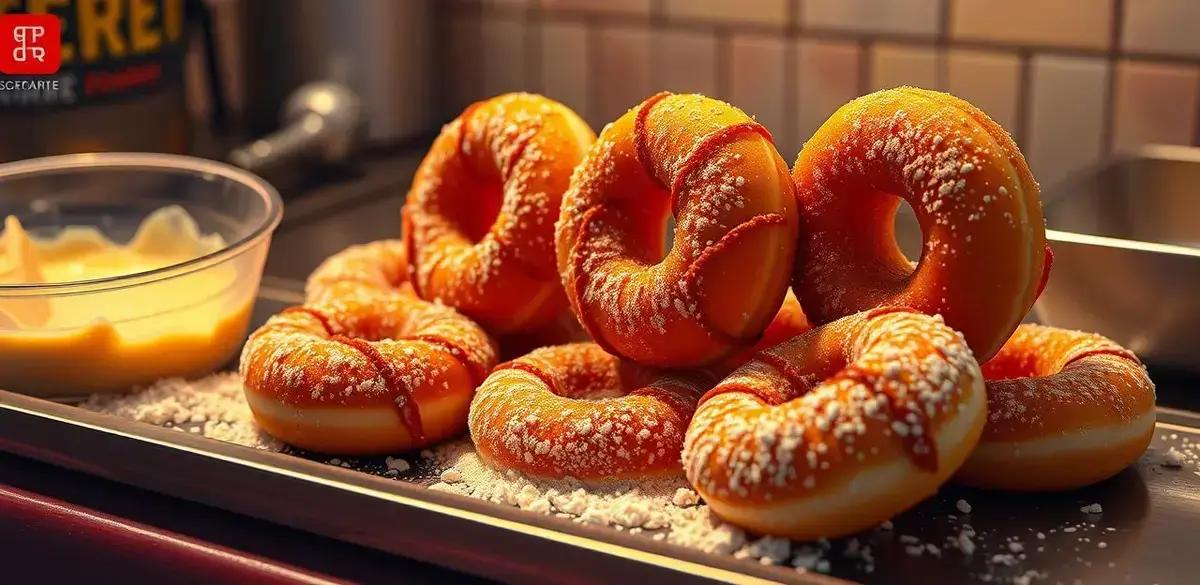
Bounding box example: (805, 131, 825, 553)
(404, 93, 595, 334)
(683, 310, 981, 523)
(240, 286, 497, 451)
(305, 239, 411, 304)
(469, 343, 707, 479)
(979, 324, 1155, 440)
(792, 86, 1047, 362)
(555, 92, 798, 367)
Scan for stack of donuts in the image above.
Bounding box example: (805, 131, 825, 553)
(240, 88, 1156, 540)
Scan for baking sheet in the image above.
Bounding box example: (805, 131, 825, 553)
(1, 278, 1198, 585)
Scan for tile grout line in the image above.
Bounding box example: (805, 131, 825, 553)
(783, 0, 802, 158)
(527, 0, 543, 94)
(1015, 50, 1034, 151)
(1101, 0, 1125, 155)
(935, 0, 951, 90)
(715, 27, 732, 101)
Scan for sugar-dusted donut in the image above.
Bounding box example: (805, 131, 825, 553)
(956, 324, 1156, 491)
(305, 239, 412, 304)
(404, 93, 595, 334)
(791, 86, 1049, 361)
(468, 343, 709, 479)
(240, 291, 497, 455)
(683, 308, 985, 540)
(556, 92, 799, 367)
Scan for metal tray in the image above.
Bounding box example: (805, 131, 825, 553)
(2, 278, 1199, 584)
(1037, 145, 1200, 370)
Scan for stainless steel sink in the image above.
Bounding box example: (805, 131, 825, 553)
(1036, 145, 1200, 370)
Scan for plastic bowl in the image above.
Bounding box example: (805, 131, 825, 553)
(0, 153, 282, 396)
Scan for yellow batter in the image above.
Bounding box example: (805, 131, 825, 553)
(0, 206, 255, 396)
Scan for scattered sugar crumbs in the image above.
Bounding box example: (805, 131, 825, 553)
(77, 373, 1199, 583)
(80, 372, 282, 451)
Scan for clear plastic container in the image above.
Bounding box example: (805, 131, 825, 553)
(0, 153, 283, 396)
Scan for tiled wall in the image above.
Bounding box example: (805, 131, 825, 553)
(446, 0, 1200, 189)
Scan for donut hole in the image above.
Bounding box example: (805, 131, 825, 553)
(661, 215, 677, 260)
(454, 180, 504, 243)
(893, 197, 923, 264)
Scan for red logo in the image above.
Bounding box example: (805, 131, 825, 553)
(0, 14, 62, 75)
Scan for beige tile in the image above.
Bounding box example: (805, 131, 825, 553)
(594, 25, 653, 127)
(542, 0, 651, 16)
(654, 29, 719, 97)
(795, 39, 861, 148)
(803, 0, 940, 36)
(1124, 0, 1200, 57)
(449, 12, 485, 112)
(946, 49, 1021, 132)
(729, 35, 791, 155)
(664, 0, 789, 26)
(1027, 55, 1109, 188)
(870, 43, 941, 92)
(481, 16, 528, 97)
(951, 0, 1112, 49)
(541, 21, 590, 120)
(1113, 60, 1200, 151)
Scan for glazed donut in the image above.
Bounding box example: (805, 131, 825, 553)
(404, 93, 595, 334)
(468, 343, 708, 479)
(683, 308, 985, 540)
(956, 324, 1156, 491)
(240, 291, 497, 455)
(556, 92, 799, 367)
(712, 290, 811, 377)
(305, 239, 412, 303)
(791, 86, 1049, 361)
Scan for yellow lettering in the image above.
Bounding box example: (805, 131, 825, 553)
(129, 0, 161, 53)
(27, 0, 69, 14)
(78, 0, 126, 61)
(163, 0, 183, 43)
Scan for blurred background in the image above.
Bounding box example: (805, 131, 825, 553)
(446, 0, 1200, 189)
(2, 0, 1198, 369)
(6, 0, 1199, 190)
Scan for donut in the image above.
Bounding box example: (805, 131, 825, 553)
(791, 86, 1049, 361)
(403, 93, 595, 334)
(239, 291, 497, 455)
(956, 324, 1156, 491)
(683, 308, 986, 540)
(556, 92, 799, 367)
(711, 290, 812, 377)
(468, 343, 709, 479)
(305, 239, 412, 303)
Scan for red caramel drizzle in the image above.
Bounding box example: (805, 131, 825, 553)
(697, 379, 786, 410)
(333, 335, 425, 442)
(567, 203, 624, 358)
(752, 351, 820, 402)
(669, 122, 774, 217)
(836, 364, 938, 471)
(1035, 243, 1054, 300)
(498, 360, 563, 397)
(413, 333, 488, 387)
(281, 306, 336, 336)
(681, 212, 788, 345)
(1061, 347, 1142, 371)
(454, 100, 486, 156)
(633, 91, 673, 189)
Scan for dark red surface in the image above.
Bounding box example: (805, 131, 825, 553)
(0, 453, 491, 584)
